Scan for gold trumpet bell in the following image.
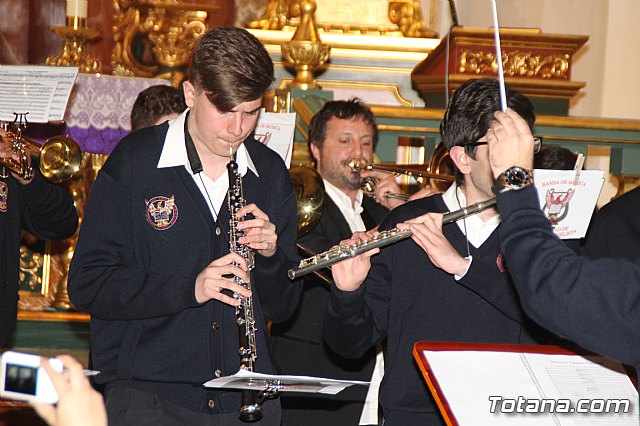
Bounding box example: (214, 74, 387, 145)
(39, 135, 82, 183)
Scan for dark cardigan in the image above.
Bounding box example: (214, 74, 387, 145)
(498, 185, 640, 382)
(68, 123, 301, 413)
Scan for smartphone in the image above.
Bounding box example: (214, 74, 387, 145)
(0, 351, 63, 404)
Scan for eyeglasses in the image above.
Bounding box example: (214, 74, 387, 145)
(463, 136, 543, 154)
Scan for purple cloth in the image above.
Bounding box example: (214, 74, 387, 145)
(66, 126, 129, 155)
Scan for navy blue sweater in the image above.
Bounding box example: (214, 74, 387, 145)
(68, 123, 301, 413)
(498, 185, 640, 379)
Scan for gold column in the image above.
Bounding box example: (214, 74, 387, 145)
(281, 0, 330, 90)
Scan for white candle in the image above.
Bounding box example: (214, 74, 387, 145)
(66, 0, 88, 19)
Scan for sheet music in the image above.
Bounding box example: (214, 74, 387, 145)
(422, 350, 638, 425)
(0, 65, 79, 123)
(254, 109, 296, 168)
(533, 169, 605, 239)
(204, 369, 369, 395)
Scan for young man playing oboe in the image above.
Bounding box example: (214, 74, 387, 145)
(68, 27, 300, 426)
(324, 78, 560, 425)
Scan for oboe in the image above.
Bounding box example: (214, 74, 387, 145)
(227, 156, 262, 422)
(288, 197, 497, 280)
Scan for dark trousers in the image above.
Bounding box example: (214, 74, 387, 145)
(105, 387, 281, 426)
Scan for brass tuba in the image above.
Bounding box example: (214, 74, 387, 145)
(0, 130, 82, 183)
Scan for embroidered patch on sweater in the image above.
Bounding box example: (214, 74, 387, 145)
(145, 195, 178, 230)
(0, 181, 7, 212)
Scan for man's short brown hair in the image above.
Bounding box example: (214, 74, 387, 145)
(188, 27, 274, 112)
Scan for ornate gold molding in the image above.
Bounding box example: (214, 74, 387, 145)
(248, 0, 297, 30)
(112, 0, 215, 84)
(459, 50, 570, 79)
(388, 0, 436, 38)
(249, 0, 436, 36)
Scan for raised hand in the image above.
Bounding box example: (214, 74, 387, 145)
(360, 169, 406, 209)
(487, 108, 535, 178)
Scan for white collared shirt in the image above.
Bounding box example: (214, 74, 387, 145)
(442, 183, 500, 249)
(156, 109, 259, 220)
(323, 179, 367, 233)
(441, 183, 500, 279)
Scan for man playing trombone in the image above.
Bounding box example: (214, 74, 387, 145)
(324, 78, 559, 425)
(271, 99, 390, 426)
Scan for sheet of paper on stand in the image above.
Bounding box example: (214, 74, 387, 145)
(419, 349, 638, 425)
(254, 109, 296, 168)
(533, 169, 604, 239)
(0, 65, 79, 123)
(204, 369, 370, 395)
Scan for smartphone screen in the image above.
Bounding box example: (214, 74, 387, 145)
(4, 363, 38, 396)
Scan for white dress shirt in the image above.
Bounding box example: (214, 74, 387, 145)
(323, 179, 367, 233)
(156, 110, 259, 220)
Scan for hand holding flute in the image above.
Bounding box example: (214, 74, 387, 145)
(331, 231, 381, 292)
(398, 213, 471, 277)
(331, 213, 473, 291)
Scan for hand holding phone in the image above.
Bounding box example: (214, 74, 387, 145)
(0, 351, 63, 404)
(30, 355, 107, 426)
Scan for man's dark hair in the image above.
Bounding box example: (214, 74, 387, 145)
(188, 26, 274, 112)
(441, 78, 535, 159)
(308, 98, 378, 150)
(130, 85, 186, 131)
(534, 144, 579, 170)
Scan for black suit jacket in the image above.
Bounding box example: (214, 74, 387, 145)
(270, 194, 388, 378)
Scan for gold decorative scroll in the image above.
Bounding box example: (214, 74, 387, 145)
(388, 0, 436, 38)
(112, 0, 215, 84)
(459, 50, 570, 79)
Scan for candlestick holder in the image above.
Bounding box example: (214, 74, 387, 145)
(46, 24, 102, 74)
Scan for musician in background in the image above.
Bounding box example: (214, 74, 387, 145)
(130, 85, 186, 132)
(68, 27, 300, 426)
(325, 78, 557, 425)
(270, 99, 388, 426)
(583, 185, 640, 260)
(533, 144, 583, 254)
(0, 127, 78, 346)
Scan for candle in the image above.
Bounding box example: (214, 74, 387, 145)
(66, 0, 88, 19)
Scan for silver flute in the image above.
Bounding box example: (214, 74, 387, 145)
(288, 197, 497, 280)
